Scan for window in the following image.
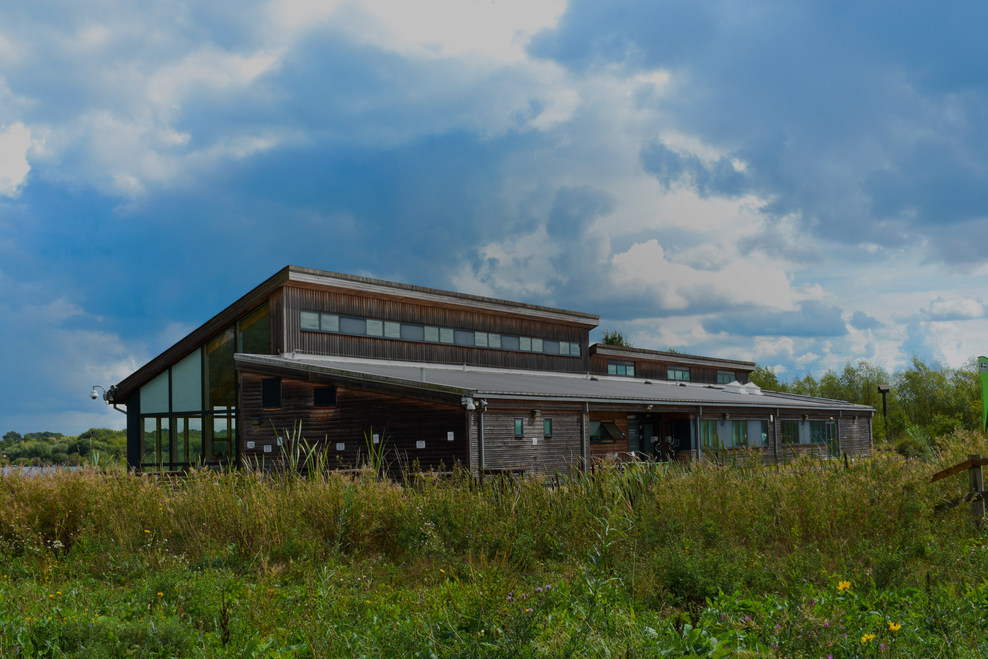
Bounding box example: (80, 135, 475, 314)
(544, 418, 552, 437)
(314, 386, 337, 407)
(760, 420, 769, 446)
(590, 420, 622, 444)
(668, 367, 690, 381)
(717, 371, 736, 384)
(514, 418, 524, 437)
(700, 420, 720, 449)
(780, 420, 800, 445)
(298, 311, 581, 356)
(261, 378, 282, 409)
(731, 421, 747, 447)
(810, 421, 836, 445)
(607, 360, 635, 377)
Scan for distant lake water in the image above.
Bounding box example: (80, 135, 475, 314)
(1, 466, 84, 476)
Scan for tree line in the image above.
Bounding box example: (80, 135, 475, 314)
(0, 428, 127, 466)
(749, 355, 983, 454)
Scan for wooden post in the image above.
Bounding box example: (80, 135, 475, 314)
(970, 454, 985, 527)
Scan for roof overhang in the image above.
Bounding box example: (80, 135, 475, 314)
(590, 344, 757, 371)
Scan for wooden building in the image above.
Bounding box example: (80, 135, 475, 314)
(106, 266, 875, 474)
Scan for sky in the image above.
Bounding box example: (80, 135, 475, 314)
(2, 0, 988, 434)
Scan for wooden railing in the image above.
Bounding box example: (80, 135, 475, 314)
(931, 454, 987, 526)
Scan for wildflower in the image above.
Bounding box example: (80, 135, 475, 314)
(861, 633, 876, 643)
(526, 608, 532, 613)
(439, 569, 445, 574)
(144, 530, 150, 534)
(536, 587, 542, 593)
(888, 621, 901, 631)
(837, 580, 851, 591)
(157, 592, 163, 597)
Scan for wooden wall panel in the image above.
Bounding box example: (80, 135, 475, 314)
(282, 286, 590, 372)
(241, 372, 468, 473)
(841, 416, 872, 457)
(476, 411, 582, 475)
(588, 410, 629, 458)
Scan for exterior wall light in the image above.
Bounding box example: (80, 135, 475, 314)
(461, 397, 476, 411)
(530, 409, 541, 419)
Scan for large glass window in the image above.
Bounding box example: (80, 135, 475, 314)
(171, 348, 202, 413)
(238, 302, 270, 355)
(717, 371, 736, 384)
(141, 371, 169, 414)
(731, 421, 748, 447)
(206, 412, 235, 463)
(142, 416, 170, 467)
(780, 420, 800, 445)
(700, 420, 720, 450)
(174, 416, 203, 464)
(205, 326, 236, 411)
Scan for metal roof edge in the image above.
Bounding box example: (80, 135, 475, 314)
(287, 265, 600, 327)
(589, 344, 757, 369)
(113, 267, 292, 400)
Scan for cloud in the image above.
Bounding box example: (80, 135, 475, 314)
(849, 310, 883, 330)
(923, 296, 984, 321)
(528, 0, 988, 265)
(0, 122, 31, 196)
(703, 301, 847, 338)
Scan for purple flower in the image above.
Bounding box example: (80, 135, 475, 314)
(507, 596, 512, 601)
(536, 587, 542, 593)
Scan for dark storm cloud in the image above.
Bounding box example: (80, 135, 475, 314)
(530, 0, 988, 263)
(703, 301, 847, 337)
(849, 311, 884, 331)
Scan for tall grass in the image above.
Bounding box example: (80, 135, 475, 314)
(0, 431, 986, 656)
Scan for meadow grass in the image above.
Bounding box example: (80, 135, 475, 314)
(0, 431, 986, 656)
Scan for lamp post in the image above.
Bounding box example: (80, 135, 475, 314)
(877, 384, 890, 418)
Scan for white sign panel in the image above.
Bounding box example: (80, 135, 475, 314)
(416, 440, 426, 449)
(263, 445, 272, 453)
(532, 438, 538, 445)
(447, 431, 454, 442)
(336, 443, 345, 451)
(373, 434, 380, 444)
(246, 441, 255, 449)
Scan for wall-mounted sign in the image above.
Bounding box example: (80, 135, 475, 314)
(373, 434, 380, 444)
(416, 440, 426, 449)
(532, 438, 538, 445)
(263, 445, 272, 453)
(246, 441, 255, 449)
(336, 443, 345, 451)
(447, 431, 454, 441)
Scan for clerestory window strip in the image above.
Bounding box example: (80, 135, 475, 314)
(300, 310, 581, 357)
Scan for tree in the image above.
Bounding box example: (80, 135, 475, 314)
(601, 330, 633, 347)
(748, 366, 784, 391)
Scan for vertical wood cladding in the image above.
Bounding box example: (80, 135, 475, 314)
(281, 285, 590, 372)
(268, 289, 285, 355)
(475, 410, 582, 475)
(840, 415, 872, 457)
(241, 372, 467, 472)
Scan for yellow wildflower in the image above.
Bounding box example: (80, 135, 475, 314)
(144, 529, 151, 534)
(837, 580, 851, 591)
(889, 621, 901, 632)
(861, 633, 876, 643)
(157, 592, 163, 597)
(440, 569, 445, 573)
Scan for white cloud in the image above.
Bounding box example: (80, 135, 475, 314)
(0, 122, 31, 196)
(925, 296, 984, 321)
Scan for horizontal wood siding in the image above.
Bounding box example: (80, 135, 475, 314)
(283, 286, 590, 372)
(476, 410, 581, 475)
(841, 416, 872, 457)
(241, 372, 467, 472)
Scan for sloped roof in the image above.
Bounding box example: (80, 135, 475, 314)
(236, 353, 874, 412)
